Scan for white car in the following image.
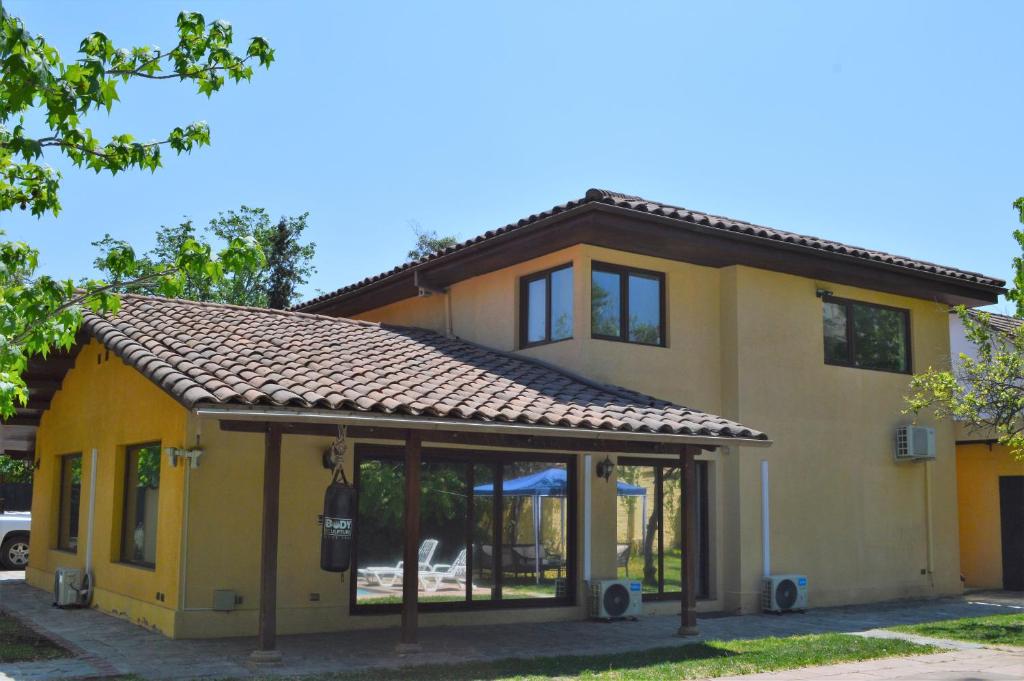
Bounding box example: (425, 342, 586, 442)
(0, 511, 30, 570)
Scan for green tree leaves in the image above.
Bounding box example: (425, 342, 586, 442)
(907, 197, 1024, 460)
(92, 207, 316, 309)
(407, 221, 458, 261)
(0, 6, 273, 216)
(0, 6, 273, 423)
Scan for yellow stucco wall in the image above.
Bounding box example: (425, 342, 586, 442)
(26, 340, 190, 636)
(354, 244, 964, 613)
(956, 441, 1024, 589)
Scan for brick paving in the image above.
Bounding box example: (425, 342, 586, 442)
(0, 573, 1022, 681)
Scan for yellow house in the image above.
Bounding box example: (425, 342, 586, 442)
(14, 293, 767, 657)
(6, 188, 1009, 654)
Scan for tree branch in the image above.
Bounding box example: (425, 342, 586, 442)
(12, 269, 179, 346)
(103, 54, 254, 80)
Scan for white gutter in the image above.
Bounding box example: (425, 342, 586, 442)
(191, 405, 773, 449)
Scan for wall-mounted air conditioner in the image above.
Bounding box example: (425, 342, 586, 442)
(53, 567, 88, 608)
(590, 579, 643, 619)
(895, 425, 936, 462)
(762, 574, 808, 613)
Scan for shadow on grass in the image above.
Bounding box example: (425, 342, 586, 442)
(235, 634, 932, 681)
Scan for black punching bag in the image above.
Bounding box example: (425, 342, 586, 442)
(321, 469, 356, 572)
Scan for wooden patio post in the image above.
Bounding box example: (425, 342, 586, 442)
(399, 430, 422, 651)
(678, 445, 699, 636)
(253, 423, 283, 661)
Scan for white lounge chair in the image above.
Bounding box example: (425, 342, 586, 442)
(423, 548, 467, 592)
(358, 538, 439, 587)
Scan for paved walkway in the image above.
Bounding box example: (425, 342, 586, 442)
(1, 574, 1022, 680)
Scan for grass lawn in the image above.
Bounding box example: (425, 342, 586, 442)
(891, 613, 1024, 647)
(0, 611, 70, 663)
(233, 633, 935, 681)
(618, 548, 682, 592)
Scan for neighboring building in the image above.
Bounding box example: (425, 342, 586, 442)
(5, 188, 1009, 647)
(949, 311, 1024, 591)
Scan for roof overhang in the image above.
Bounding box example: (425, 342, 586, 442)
(195, 404, 773, 452)
(0, 345, 83, 459)
(302, 203, 1003, 317)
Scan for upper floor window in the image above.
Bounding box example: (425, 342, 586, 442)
(591, 262, 665, 346)
(520, 264, 573, 347)
(823, 297, 911, 373)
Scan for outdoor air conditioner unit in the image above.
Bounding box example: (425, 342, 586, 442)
(762, 574, 808, 613)
(53, 567, 88, 608)
(894, 425, 936, 462)
(590, 579, 643, 620)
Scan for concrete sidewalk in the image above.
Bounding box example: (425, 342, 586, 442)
(1, 574, 1022, 680)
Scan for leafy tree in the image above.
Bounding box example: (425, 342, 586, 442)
(0, 7, 274, 419)
(0, 455, 32, 483)
(407, 221, 458, 261)
(265, 214, 316, 309)
(907, 197, 1024, 459)
(94, 208, 316, 309)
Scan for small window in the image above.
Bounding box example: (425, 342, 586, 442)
(823, 297, 911, 373)
(520, 264, 573, 347)
(57, 454, 82, 552)
(591, 263, 665, 346)
(121, 443, 161, 567)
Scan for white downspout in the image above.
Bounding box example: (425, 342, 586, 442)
(583, 454, 592, 583)
(761, 459, 771, 577)
(924, 460, 935, 587)
(83, 448, 98, 601)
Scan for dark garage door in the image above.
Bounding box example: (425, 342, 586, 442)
(999, 476, 1024, 591)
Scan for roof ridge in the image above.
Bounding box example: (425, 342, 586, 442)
(586, 190, 999, 280)
(116, 292, 382, 328)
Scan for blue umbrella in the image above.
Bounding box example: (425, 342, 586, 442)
(473, 467, 647, 497)
(473, 467, 646, 582)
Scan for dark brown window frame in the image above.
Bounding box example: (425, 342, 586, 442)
(822, 295, 912, 375)
(56, 452, 82, 553)
(590, 261, 667, 347)
(119, 442, 161, 569)
(616, 457, 709, 601)
(519, 263, 574, 349)
(350, 444, 578, 615)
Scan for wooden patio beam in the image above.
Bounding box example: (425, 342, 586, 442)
(678, 445, 699, 636)
(252, 423, 283, 662)
(399, 430, 422, 651)
(217, 419, 703, 454)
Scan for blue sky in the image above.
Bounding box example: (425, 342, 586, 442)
(3, 1, 1022, 310)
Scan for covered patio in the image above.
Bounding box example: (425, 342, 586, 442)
(214, 414, 725, 658)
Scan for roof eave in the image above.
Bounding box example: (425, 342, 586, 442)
(299, 200, 1005, 314)
(192, 404, 773, 449)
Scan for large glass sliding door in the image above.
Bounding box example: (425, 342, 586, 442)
(616, 458, 710, 600)
(352, 446, 576, 613)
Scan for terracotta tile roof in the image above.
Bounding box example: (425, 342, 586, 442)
(81, 295, 767, 442)
(969, 309, 1023, 334)
(295, 188, 1004, 311)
